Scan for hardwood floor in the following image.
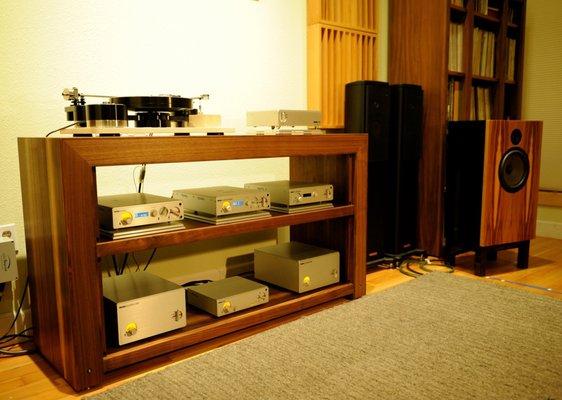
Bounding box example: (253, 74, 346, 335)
(1, 236, 561, 399)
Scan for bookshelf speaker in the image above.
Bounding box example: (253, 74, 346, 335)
(445, 120, 543, 276)
(344, 81, 423, 262)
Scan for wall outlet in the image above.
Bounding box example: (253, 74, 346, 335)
(0, 224, 16, 246)
(0, 238, 18, 283)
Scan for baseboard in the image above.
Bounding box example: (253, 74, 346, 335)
(536, 220, 562, 239)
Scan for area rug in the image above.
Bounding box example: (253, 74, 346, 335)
(87, 273, 562, 399)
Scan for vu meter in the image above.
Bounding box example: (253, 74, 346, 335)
(98, 193, 184, 230)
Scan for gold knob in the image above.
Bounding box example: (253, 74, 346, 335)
(125, 322, 137, 337)
(221, 201, 231, 213)
(303, 276, 311, 286)
(120, 211, 133, 225)
(222, 301, 232, 313)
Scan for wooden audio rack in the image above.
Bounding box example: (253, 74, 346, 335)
(18, 134, 368, 391)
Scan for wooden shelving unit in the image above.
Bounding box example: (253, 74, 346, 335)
(307, 0, 379, 129)
(18, 134, 368, 391)
(389, 0, 526, 255)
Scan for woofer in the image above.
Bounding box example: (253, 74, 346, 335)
(498, 147, 529, 193)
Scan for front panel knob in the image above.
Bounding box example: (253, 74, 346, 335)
(159, 206, 169, 217)
(221, 201, 231, 213)
(222, 301, 232, 313)
(125, 322, 137, 337)
(120, 211, 133, 225)
(303, 276, 311, 286)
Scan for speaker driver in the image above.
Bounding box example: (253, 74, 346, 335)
(498, 147, 529, 193)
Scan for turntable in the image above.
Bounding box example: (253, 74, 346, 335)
(60, 88, 231, 136)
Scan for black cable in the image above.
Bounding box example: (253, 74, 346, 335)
(132, 253, 141, 272)
(45, 122, 79, 137)
(0, 327, 33, 345)
(0, 347, 35, 356)
(112, 255, 119, 275)
(120, 253, 129, 275)
(0, 278, 29, 342)
(398, 259, 424, 278)
(182, 279, 213, 287)
(143, 249, 157, 271)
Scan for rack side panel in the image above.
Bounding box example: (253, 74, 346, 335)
(17, 138, 64, 373)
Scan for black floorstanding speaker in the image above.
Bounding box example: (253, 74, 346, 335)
(344, 81, 423, 263)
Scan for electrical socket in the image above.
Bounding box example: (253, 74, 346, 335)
(0, 224, 16, 245)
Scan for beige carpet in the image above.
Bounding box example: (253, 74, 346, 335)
(87, 273, 562, 399)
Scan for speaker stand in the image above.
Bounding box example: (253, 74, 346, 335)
(448, 240, 530, 276)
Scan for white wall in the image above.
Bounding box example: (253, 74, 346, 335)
(0, 0, 306, 326)
(522, 0, 562, 237)
(0, 0, 306, 250)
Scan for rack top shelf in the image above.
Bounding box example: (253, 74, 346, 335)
(29, 134, 368, 166)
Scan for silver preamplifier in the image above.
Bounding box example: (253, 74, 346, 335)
(98, 193, 183, 230)
(172, 186, 270, 216)
(245, 180, 333, 211)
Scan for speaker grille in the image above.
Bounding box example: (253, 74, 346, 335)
(498, 147, 529, 193)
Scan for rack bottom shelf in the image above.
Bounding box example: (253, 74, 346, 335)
(103, 282, 354, 372)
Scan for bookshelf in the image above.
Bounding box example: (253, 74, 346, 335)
(389, 0, 526, 255)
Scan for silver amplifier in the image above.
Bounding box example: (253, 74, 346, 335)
(103, 272, 187, 346)
(98, 193, 183, 230)
(247, 109, 321, 128)
(245, 180, 333, 207)
(172, 186, 270, 216)
(186, 276, 269, 317)
(254, 241, 340, 293)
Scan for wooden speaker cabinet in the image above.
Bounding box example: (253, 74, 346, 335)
(445, 120, 542, 276)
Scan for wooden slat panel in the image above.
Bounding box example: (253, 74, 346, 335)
(307, 0, 378, 129)
(309, 24, 378, 129)
(480, 120, 543, 246)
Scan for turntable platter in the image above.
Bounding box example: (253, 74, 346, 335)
(110, 95, 193, 111)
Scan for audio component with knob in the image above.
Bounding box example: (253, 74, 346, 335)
(185, 276, 269, 317)
(445, 120, 542, 276)
(98, 193, 183, 230)
(254, 242, 340, 293)
(173, 186, 271, 224)
(244, 180, 334, 213)
(247, 110, 321, 129)
(102, 272, 187, 346)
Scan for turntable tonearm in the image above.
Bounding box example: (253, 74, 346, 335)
(60, 88, 230, 136)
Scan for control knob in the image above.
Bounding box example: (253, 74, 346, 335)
(120, 211, 133, 226)
(125, 322, 138, 337)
